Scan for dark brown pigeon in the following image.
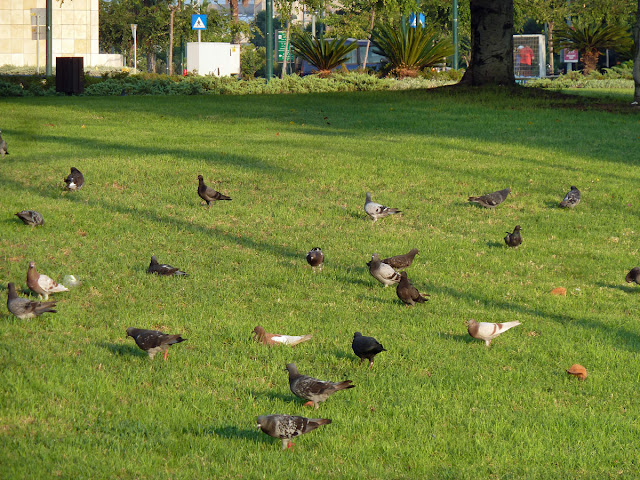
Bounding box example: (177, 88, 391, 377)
(625, 267, 640, 285)
(367, 253, 401, 287)
(306, 247, 324, 271)
(15, 210, 44, 227)
(468, 188, 511, 208)
(7, 282, 56, 319)
(257, 414, 331, 450)
(0, 130, 8, 158)
(147, 255, 187, 276)
(126, 327, 186, 360)
(396, 271, 429, 306)
(64, 167, 84, 190)
(197, 175, 231, 206)
(382, 248, 418, 270)
(504, 225, 522, 248)
(352, 332, 386, 368)
(559, 186, 581, 208)
(286, 363, 354, 409)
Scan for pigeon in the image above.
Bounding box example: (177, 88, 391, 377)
(26, 262, 69, 300)
(0, 130, 8, 158)
(504, 225, 522, 248)
(367, 254, 401, 287)
(625, 267, 640, 285)
(285, 363, 354, 409)
(64, 167, 84, 190)
(6, 282, 56, 319)
(566, 364, 587, 380)
(126, 327, 187, 360)
(252, 326, 312, 347)
(147, 255, 187, 276)
(467, 318, 521, 347)
(396, 271, 429, 306)
(382, 248, 418, 270)
(364, 192, 401, 222)
(352, 332, 386, 368)
(197, 175, 231, 206)
(306, 247, 324, 271)
(559, 186, 581, 208)
(15, 210, 44, 227)
(468, 188, 511, 208)
(257, 414, 331, 450)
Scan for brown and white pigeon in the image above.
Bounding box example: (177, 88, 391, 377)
(504, 225, 522, 248)
(286, 363, 354, 409)
(306, 247, 324, 271)
(147, 255, 188, 276)
(26, 262, 69, 300)
(252, 326, 312, 347)
(64, 167, 84, 190)
(257, 414, 331, 450)
(0, 130, 8, 158)
(7, 282, 56, 319)
(396, 271, 429, 306)
(352, 332, 386, 368)
(367, 253, 401, 287)
(559, 186, 581, 208)
(126, 327, 186, 360)
(15, 210, 44, 227)
(625, 267, 640, 285)
(197, 175, 231, 206)
(467, 318, 521, 347)
(382, 248, 418, 270)
(364, 192, 401, 222)
(468, 188, 511, 208)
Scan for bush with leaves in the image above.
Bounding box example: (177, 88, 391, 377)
(240, 45, 266, 79)
(290, 32, 358, 77)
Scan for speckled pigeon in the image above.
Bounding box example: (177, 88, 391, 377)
(7, 282, 56, 319)
(64, 167, 84, 190)
(126, 327, 186, 360)
(15, 210, 44, 227)
(364, 192, 401, 222)
(257, 414, 331, 450)
(468, 188, 510, 208)
(467, 318, 521, 347)
(559, 186, 581, 208)
(286, 363, 354, 409)
(197, 175, 231, 206)
(352, 332, 386, 368)
(367, 253, 401, 287)
(504, 225, 522, 248)
(26, 261, 68, 300)
(396, 271, 429, 306)
(147, 255, 187, 276)
(253, 326, 312, 346)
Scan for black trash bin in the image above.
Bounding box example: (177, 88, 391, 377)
(56, 57, 84, 95)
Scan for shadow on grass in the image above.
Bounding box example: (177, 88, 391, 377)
(332, 349, 353, 361)
(486, 241, 504, 248)
(98, 341, 147, 358)
(595, 282, 638, 293)
(249, 389, 295, 403)
(439, 332, 476, 344)
(214, 426, 271, 445)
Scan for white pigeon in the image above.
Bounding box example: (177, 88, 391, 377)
(26, 262, 69, 300)
(367, 253, 401, 287)
(364, 192, 401, 222)
(467, 319, 521, 347)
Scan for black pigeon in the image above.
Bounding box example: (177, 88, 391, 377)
(352, 332, 386, 368)
(257, 414, 331, 450)
(468, 188, 511, 208)
(147, 255, 187, 276)
(306, 247, 324, 271)
(504, 225, 522, 248)
(197, 175, 231, 206)
(625, 267, 640, 285)
(64, 167, 84, 190)
(0, 130, 8, 158)
(559, 186, 581, 208)
(126, 327, 186, 360)
(15, 210, 44, 227)
(286, 363, 354, 409)
(6, 282, 56, 319)
(396, 271, 429, 306)
(382, 248, 418, 270)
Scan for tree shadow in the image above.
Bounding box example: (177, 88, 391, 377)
(98, 341, 146, 358)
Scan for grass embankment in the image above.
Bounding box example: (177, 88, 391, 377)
(1, 87, 639, 479)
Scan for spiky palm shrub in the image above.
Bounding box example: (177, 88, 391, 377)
(371, 21, 455, 78)
(554, 23, 631, 74)
(291, 33, 358, 77)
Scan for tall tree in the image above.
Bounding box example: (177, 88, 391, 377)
(633, 0, 640, 103)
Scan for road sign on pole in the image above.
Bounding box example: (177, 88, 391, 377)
(192, 14, 207, 30)
(277, 31, 294, 62)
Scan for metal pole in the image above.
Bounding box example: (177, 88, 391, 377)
(452, 0, 458, 69)
(265, 0, 273, 80)
(566, 0, 572, 72)
(45, 0, 52, 76)
(131, 24, 138, 74)
(35, 14, 40, 75)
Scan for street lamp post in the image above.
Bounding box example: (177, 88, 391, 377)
(131, 24, 138, 74)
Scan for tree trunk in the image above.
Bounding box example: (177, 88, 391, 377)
(229, 0, 240, 43)
(281, 20, 291, 78)
(633, 0, 640, 103)
(581, 50, 599, 75)
(461, 0, 514, 86)
(362, 5, 376, 70)
(548, 22, 554, 75)
(169, 7, 176, 75)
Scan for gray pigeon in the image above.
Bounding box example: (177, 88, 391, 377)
(352, 332, 386, 368)
(126, 327, 187, 360)
(197, 175, 231, 206)
(559, 186, 581, 208)
(64, 167, 84, 190)
(306, 247, 324, 271)
(15, 210, 44, 227)
(382, 248, 418, 270)
(0, 130, 8, 158)
(286, 363, 354, 409)
(504, 225, 522, 248)
(367, 253, 401, 287)
(467, 318, 521, 347)
(468, 188, 511, 208)
(625, 267, 640, 285)
(364, 192, 401, 222)
(396, 271, 429, 306)
(6, 282, 57, 319)
(147, 255, 187, 276)
(257, 414, 331, 450)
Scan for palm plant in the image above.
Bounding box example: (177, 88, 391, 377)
(290, 32, 358, 77)
(371, 20, 454, 78)
(554, 23, 631, 74)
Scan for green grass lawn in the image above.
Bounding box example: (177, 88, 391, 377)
(1, 87, 639, 479)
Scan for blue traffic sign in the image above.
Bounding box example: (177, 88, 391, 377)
(192, 14, 207, 30)
(409, 13, 425, 28)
